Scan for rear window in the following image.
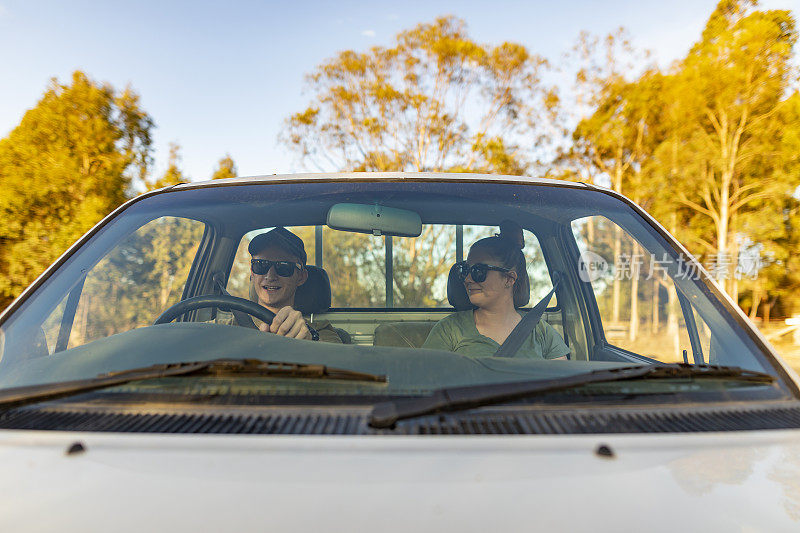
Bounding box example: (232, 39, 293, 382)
(227, 224, 554, 309)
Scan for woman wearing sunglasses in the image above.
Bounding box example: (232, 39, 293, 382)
(423, 221, 569, 359)
(218, 227, 342, 343)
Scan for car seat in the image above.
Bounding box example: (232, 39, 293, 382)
(373, 263, 480, 348)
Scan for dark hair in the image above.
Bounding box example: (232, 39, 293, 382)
(469, 220, 530, 308)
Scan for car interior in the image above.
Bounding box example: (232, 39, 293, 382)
(2, 180, 771, 383)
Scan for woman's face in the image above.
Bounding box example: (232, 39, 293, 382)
(464, 247, 516, 309)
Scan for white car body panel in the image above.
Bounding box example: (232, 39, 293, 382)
(1, 430, 799, 532)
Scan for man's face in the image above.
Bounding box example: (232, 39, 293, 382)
(251, 245, 308, 311)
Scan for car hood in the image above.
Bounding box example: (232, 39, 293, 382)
(0, 430, 799, 531)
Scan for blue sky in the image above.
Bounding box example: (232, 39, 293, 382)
(0, 0, 797, 182)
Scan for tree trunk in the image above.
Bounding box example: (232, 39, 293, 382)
(160, 267, 173, 308)
(628, 243, 640, 341)
(612, 225, 621, 323)
(652, 279, 659, 333)
(667, 284, 680, 359)
(611, 160, 623, 323)
(667, 214, 679, 355)
(716, 123, 733, 294)
(71, 295, 90, 348)
(727, 212, 740, 300)
(749, 284, 762, 321)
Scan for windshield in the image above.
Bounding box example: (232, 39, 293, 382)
(0, 180, 787, 401)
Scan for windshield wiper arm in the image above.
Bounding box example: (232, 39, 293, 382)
(101, 359, 386, 382)
(0, 358, 386, 410)
(368, 363, 775, 429)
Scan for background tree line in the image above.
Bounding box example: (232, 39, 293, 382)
(564, 0, 800, 324)
(283, 0, 800, 324)
(0, 71, 237, 309)
(1, 0, 799, 328)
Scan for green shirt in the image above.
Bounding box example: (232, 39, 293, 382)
(422, 310, 570, 359)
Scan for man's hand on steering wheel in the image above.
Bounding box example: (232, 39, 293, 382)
(261, 306, 311, 340)
(154, 294, 276, 327)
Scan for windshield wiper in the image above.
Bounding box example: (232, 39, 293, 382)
(368, 363, 776, 429)
(0, 359, 386, 410)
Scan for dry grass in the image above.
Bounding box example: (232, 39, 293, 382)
(607, 321, 800, 376)
(759, 322, 800, 376)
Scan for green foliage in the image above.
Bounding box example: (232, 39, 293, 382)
(663, 0, 797, 299)
(49, 217, 205, 349)
(212, 155, 237, 180)
(281, 16, 559, 308)
(4, 4, 800, 324)
(568, 0, 800, 316)
(0, 71, 154, 307)
(146, 142, 185, 190)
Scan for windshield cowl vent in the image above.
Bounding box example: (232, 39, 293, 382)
(3, 403, 800, 435)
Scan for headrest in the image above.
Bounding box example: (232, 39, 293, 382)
(249, 265, 332, 315)
(447, 263, 476, 311)
(295, 266, 332, 314)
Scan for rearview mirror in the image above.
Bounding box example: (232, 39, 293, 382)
(326, 203, 422, 237)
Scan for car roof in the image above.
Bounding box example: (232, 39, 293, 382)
(161, 172, 602, 231)
(171, 172, 593, 190)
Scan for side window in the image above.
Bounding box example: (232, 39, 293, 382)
(43, 217, 205, 353)
(571, 216, 710, 363)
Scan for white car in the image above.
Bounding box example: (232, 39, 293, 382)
(1, 173, 799, 531)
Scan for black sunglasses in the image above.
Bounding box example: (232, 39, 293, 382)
(455, 261, 511, 283)
(251, 259, 302, 277)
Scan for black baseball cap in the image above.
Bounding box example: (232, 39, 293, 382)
(248, 227, 307, 264)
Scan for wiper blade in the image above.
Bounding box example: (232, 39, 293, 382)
(101, 359, 386, 382)
(369, 363, 775, 429)
(0, 358, 386, 410)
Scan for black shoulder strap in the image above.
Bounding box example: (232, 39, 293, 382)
(493, 273, 561, 358)
(213, 273, 258, 330)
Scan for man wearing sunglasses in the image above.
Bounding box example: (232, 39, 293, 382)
(219, 227, 342, 343)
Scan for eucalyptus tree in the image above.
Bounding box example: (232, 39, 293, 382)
(665, 0, 798, 296)
(146, 143, 186, 190)
(283, 16, 556, 174)
(212, 155, 237, 180)
(283, 16, 559, 306)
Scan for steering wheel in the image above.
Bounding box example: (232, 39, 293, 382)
(153, 294, 276, 327)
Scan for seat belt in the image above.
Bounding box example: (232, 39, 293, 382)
(212, 273, 258, 330)
(493, 273, 561, 358)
